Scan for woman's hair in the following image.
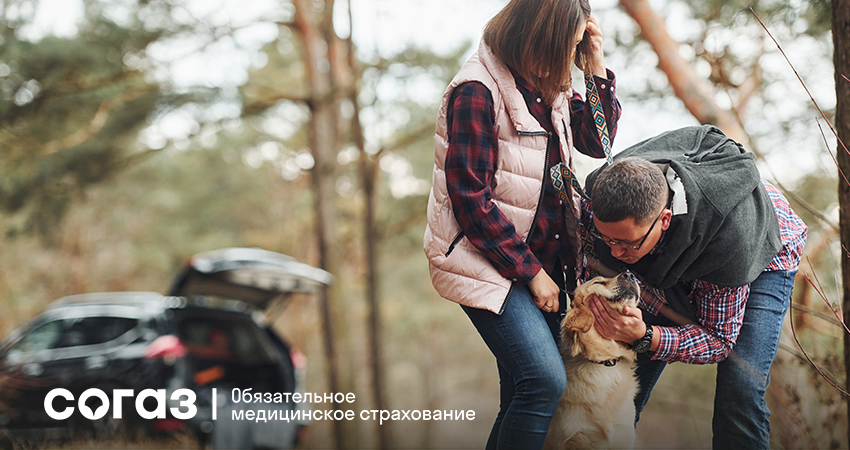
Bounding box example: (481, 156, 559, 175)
(591, 157, 669, 225)
(483, 0, 591, 106)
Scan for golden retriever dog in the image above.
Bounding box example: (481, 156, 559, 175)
(543, 272, 640, 450)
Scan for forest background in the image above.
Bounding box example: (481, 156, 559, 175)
(0, 0, 846, 448)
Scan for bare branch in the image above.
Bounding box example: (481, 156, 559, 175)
(791, 302, 843, 327)
(41, 88, 154, 155)
(789, 275, 850, 397)
(771, 176, 839, 234)
(158, 19, 295, 66)
(377, 123, 434, 156)
(751, 8, 850, 160)
(241, 91, 311, 116)
(618, 0, 749, 147)
(735, 39, 765, 116)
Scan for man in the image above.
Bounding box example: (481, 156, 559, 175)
(583, 125, 807, 449)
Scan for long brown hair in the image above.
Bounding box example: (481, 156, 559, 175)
(483, 0, 591, 106)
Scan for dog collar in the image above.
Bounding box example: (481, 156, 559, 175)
(594, 358, 620, 367)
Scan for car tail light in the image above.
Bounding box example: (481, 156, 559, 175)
(194, 365, 225, 385)
(145, 335, 187, 359)
(152, 418, 184, 432)
(290, 347, 307, 370)
(296, 425, 308, 442)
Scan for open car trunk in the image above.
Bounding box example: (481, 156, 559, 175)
(168, 247, 333, 309)
(168, 247, 331, 396)
(171, 308, 289, 392)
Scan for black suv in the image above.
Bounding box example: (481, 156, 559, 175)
(0, 248, 331, 449)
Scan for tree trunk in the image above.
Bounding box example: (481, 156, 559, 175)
(292, 0, 346, 447)
(834, 0, 850, 446)
(358, 137, 390, 449)
(617, 0, 750, 147)
(346, 5, 390, 448)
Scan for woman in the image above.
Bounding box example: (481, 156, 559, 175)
(423, 0, 621, 448)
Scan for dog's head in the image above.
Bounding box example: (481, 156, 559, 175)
(562, 272, 640, 361)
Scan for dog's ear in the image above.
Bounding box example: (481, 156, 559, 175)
(564, 306, 594, 333)
(563, 308, 591, 357)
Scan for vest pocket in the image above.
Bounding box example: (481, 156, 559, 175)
(445, 231, 465, 257)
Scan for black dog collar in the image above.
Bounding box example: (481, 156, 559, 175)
(593, 358, 620, 367)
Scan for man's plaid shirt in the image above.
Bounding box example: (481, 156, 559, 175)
(444, 70, 621, 291)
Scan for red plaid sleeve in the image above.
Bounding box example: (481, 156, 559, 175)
(649, 280, 749, 364)
(762, 180, 807, 272)
(570, 70, 622, 158)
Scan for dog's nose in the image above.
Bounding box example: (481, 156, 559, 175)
(622, 271, 637, 283)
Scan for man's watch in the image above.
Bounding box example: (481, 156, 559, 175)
(631, 326, 653, 353)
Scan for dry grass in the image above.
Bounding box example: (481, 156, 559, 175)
(3, 432, 201, 450)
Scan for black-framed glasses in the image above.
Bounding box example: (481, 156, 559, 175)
(591, 206, 666, 251)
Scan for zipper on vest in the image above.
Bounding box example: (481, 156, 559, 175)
(525, 135, 551, 248)
(517, 130, 551, 137)
(498, 284, 514, 315)
(499, 133, 551, 315)
(445, 230, 465, 257)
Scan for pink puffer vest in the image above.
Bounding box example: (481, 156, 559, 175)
(423, 40, 583, 314)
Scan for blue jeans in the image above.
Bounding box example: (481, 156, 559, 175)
(462, 285, 566, 450)
(634, 270, 796, 450)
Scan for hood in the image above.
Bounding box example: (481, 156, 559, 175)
(585, 125, 781, 290)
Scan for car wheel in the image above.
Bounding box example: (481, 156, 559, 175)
(82, 383, 133, 441)
(91, 411, 125, 439)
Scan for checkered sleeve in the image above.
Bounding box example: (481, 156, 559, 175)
(651, 280, 749, 364)
(444, 82, 543, 285)
(570, 69, 622, 158)
(762, 180, 807, 272)
(637, 282, 665, 316)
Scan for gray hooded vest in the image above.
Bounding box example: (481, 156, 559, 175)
(585, 125, 781, 321)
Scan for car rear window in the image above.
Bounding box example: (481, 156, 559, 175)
(11, 317, 138, 352)
(57, 317, 138, 348)
(179, 318, 274, 364)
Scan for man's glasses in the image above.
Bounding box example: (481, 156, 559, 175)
(590, 205, 666, 251)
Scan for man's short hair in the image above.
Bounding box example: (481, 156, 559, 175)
(591, 157, 668, 225)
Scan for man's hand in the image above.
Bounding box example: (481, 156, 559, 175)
(588, 294, 645, 344)
(528, 270, 560, 313)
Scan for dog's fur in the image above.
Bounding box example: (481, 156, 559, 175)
(543, 273, 640, 450)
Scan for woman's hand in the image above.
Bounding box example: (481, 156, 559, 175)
(588, 294, 644, 344)
(528, 269, 560, 313)
(582, 16, 607, 78)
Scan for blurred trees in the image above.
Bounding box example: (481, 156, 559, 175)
(611, 0, 832, 144)
(617, 0, 749, 144)
(3, 0, 467, 447)
(0, 2, 171, 236)
(237, 0, 466, 442)
(289, 0, 351, 445)
(613, 0, 833, 151)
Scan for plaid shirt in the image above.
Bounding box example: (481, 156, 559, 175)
(631, 180, 807, 364)
(445, 71, 621, 290)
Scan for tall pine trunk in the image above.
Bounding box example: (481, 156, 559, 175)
(345, 7, 390, 447)
(293, 0, 347, 446)
(834, 0, 850, 446)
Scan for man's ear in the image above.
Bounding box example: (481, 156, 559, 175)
(564, 307, 594, 333)
(660, 209, 673, 231)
